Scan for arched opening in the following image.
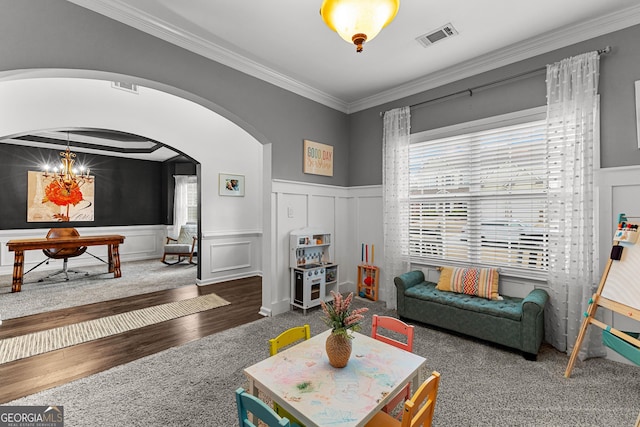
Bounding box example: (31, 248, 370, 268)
(0, 70, 274, 315)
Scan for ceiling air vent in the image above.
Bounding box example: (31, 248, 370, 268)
(416, 23, 458, 47)
(111, 81, 139, 94)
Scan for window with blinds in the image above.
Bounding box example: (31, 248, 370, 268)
(409, 108, 549, 279)
(186, 178, 198, 223)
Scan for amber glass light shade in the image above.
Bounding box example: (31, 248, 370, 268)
(320, 0, 400, 52)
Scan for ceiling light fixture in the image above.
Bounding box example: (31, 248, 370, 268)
(42, 132, 93, 221)
(320, 0, 400, 53)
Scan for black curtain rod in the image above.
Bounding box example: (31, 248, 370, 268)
(380, 46, 611, 116)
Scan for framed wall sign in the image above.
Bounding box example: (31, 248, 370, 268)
(303, 139, 334, 177)
(219, 173, 245, 196)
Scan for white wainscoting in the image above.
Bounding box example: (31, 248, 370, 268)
(210, 241, 251, 272)
(270, 180, 383, 316)
(0, 225, 166, 277)
(198, 230, 262, 286)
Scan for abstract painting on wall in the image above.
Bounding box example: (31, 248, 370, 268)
(27, 171, 95, 222)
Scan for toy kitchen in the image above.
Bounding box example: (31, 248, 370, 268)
(289, 227, 339, 313)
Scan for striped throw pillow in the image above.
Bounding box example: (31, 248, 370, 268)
(436, 266, 500, 300)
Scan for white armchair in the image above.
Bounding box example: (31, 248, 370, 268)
(162, 222, 197, 265)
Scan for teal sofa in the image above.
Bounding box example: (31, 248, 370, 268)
(394, 270, 549, 360)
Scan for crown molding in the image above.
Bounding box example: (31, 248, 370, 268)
(69, 1, 640, 115)
(348, 4, 640, 113)
(67, 0, 350, 113)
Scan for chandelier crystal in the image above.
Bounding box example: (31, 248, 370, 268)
(320, 0, 400, 52)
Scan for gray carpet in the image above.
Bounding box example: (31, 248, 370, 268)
(0, 259, 197, 319)
(6, 297, 640, 426)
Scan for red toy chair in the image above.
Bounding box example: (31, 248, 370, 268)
(371, 314, 415, 419)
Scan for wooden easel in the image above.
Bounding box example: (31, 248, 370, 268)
(565, 214, 640, 377)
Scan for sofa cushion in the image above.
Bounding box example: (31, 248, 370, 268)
(164, 244, 193, 254)
(405, 281, 522, 321)
(437, 266, 500, 300)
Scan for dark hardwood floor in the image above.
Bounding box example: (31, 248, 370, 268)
(0, 276, 264, 403)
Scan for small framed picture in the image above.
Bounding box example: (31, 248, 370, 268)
(219, 173, 245, 196)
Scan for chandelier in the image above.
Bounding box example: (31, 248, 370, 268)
(42, 133, 92, 221)
(320, 0, 400, 52)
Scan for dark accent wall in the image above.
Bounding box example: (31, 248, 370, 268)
(0, 144, 164, 229)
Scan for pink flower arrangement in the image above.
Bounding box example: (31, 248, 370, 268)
(320, 291, 368, 338)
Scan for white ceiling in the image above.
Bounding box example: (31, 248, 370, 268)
(68, 0, 640, 113)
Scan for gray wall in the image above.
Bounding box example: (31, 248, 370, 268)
(0, 0, 350, 186)
(349, 24, 640, 186)
(2, 2, 639, 189)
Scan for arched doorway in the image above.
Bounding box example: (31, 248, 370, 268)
(0, 70, 275, 316)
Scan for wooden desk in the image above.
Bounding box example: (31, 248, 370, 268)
(244, 329, 426, 427)
(6, 234, 125, 292)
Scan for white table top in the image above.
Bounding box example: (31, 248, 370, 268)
(244, 329, 426, 427)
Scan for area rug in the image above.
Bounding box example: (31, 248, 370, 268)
(0, 293, 229, 364)
(0, 259, 197, 319)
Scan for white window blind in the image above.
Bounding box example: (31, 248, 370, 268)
(409, 110, 549, 279)
(186, 178, 198, 223)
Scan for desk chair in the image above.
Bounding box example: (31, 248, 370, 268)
(236, 388, 291, 427)
(371, 315, 415, 419)
(365, 371, 441, 427)
(41, 227, 88, 281)
(268, 325, 310, 426)
(162, 222, 197, 265)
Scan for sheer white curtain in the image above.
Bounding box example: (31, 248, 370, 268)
(545, 51, 605, 359)
(173, 175, 190, 238)
(382, 106, 411, 309)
